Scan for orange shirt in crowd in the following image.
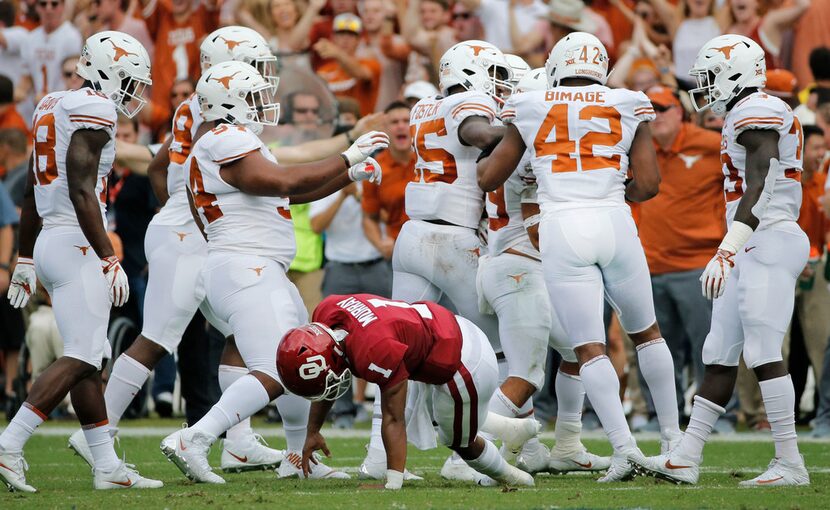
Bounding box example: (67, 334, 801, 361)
(317, 57, 381, 117)
(790, 0, 830, 88)
(638, 123, 726, 275)
(143, 0, 219, 131)
(0, 104, 30, 139)
(797, 170, 828, 253)
(362, 149, 415, 241)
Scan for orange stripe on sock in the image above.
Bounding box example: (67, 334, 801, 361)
(82, 419, 109, 430)
(23, 402, 48, 421)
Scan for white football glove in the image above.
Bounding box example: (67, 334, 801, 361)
(700, 249, 735, 300)
(341, 131, 389, 167)
(347, 157, 382, 184)
(7, 257, 36, 309)
(102, 255, 130, 307)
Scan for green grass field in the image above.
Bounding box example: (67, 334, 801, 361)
(2, 419, 829, 509)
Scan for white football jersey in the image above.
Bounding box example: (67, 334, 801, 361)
(484, 151, 539, 258)
(406, 90, 499, 228)
(151, 93, 203, 226)
(22, 22, 83, 98)
(32, 88, 116, 228)
(504, 85, 655, 213)
(721, 92, 803, 228)
(186, 124, 295, 268)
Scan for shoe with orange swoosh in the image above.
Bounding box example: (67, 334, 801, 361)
(548, 445, 612, 474)
(739, 456, 809, 487)
(0, 447, 36, 492)
(220, 433, 283, 473)
(93, 460, 163, 489)
(630, 450, 700, 485)
(161, 427, 225, 484)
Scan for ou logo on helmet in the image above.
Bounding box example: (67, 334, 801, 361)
(299, 355, 328, 380)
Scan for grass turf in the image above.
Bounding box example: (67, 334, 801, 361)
(2, 422, 829, 509)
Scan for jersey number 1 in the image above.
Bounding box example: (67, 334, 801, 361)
(366, 298, 434, 319)
(533, 104, 623, 173)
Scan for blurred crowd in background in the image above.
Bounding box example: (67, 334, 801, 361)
(1, 0, 830, 438)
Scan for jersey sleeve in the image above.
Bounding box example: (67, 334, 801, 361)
(446, 91, 499, 126)
(203, 126, 262, 165)
(169, 99, 195, 163)
(500, 94, 519, 125)
(354, 337, 409, 389)
(731, 95, 789, 137)
(61, 90, 117, 136)
(632, 90, 656, 123)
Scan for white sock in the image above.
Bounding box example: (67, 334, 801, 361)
(0, 403, 45, 452)
(104, 354, 150, 429)
(83, 420, 121, 472)
(489, 389, 521, 418)
(636, 339, 681, 439)
(277, 392, 310, 453)
(678, 395, 724, 462)
(193, 375, 270, 439)
(553, 419, 583, 454)
(465, 438, 510, 480)
(218, 365, 252, 442)
(579, 355, 631, 452)
(759, 375, 801, 463)
(555, 370, 585, 423)
(368, 398, 383, 452)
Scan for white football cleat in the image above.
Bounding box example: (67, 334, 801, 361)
(516, 440, 551, 474)
(501, 418, 543, 458)
(93, 461, 163, 489)
(549, 446, 612, 474)
(160, 428, 225, 484)
(495, 464, 535, 487)
(597, 438, 643, 483)
(630, 450, 700, 485)
(221, 433, 283, 473)
(278, 451, 351, 479)
(357, 446, 423, 481)
(0, 448, 36, 493)
(440, 454, 498, 486)
(739, 457, 810, 487)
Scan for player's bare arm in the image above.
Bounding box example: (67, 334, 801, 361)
(380, 379, 408, 477)
(457, 116, 505, 151)
(66, 129, 116, 259)
(624, 123, 661, 202)
(220, 150, 353, 197)
(17, 158, 41, 259)
(147, 137, 172, 204)
(301, 400, 335, 477)
(274, 113, 385, 164)
(734, 129, 781, 229)
(288, 173, 354, 205)
(477, 124, 526, 192)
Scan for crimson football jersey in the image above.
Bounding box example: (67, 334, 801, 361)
(312, 294, 463, 389)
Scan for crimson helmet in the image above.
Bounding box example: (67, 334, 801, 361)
(277, 323, 352, 401)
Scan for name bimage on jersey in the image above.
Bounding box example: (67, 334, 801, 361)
(32, 88, 116, 228)
(721, 91, 803, 228)
(151, 93, 204, 227)
(185, 123, 296, 267)
(504, 85, 655, 212)
(407, 90, 499, 229)
(484, 151, 539, 258)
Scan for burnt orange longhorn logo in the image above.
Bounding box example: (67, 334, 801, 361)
(210, 71, 242, 90)
(712, 42, 741, 59)
(108, 39, 138, 61)
(218, 37, 248, 51)
(467, 45, 488, 56)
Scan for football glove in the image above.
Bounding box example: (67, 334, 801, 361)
(102, 255, 130, 307)
(347, 157, 382, 184)
(700, 249, 735, 300)
(7, 257, 36, 309)
(341, 131, 389, 167)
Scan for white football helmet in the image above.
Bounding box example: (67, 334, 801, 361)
(505, 54, 531, 87)
(200, 26, 279, 93)
(197, 61, 279, 135)
(76, 30, 152, 118)
(544, 32, 609, 88)
(689, 34, 766, 116)
(515, 67, 548, 93)
(438, 40, 512, 99)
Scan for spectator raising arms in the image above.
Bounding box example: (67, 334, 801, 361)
(238, 0, 325, 60)
(357, 0, 409, 113)
(720, 0, 809, 70)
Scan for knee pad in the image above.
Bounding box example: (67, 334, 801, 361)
(701, 331, 743, 367)
(741, 328, 785, 369)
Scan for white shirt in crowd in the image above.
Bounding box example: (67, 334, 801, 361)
(475, 0, 548, 52)
(310, 187, 382, 264)
(22, 21, 83, 98)
(0, 26, 29, 86)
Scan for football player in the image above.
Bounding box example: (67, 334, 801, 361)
(2, 31, 161, 492)
(633, 35, 810, 487)
(160, 60, 388, 484)
(68, 26, 381, 475)
(477, 33, 681, 482)
(479, 67, 610, 474)
(277, 294, 539, 490)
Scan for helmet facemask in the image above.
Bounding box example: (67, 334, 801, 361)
(251, 55, 280, 95)
(689, 66, 730, 116)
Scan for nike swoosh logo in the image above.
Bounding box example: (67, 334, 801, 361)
(0, 462, 17, 473)
(227, 451, 248, 463)
(574, 461, 593, 468)
(757, 476, 784, 484)
(109, 479, 134, 487)
(179, 438, 187, 451)
(745, 246, 757, 252)
(665, 460, 693, 470)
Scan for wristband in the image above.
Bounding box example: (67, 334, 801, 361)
(523, 214, 541, 230)
(385, 469, 404, 490)
(340, 153, 351, 169)
(719, 220, 754, 254)
(17, 257, 34, 265)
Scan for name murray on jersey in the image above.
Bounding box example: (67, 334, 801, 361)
(335, 297, 378, 327)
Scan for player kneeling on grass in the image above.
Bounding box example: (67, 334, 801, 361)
(277, 294, 540, 489)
